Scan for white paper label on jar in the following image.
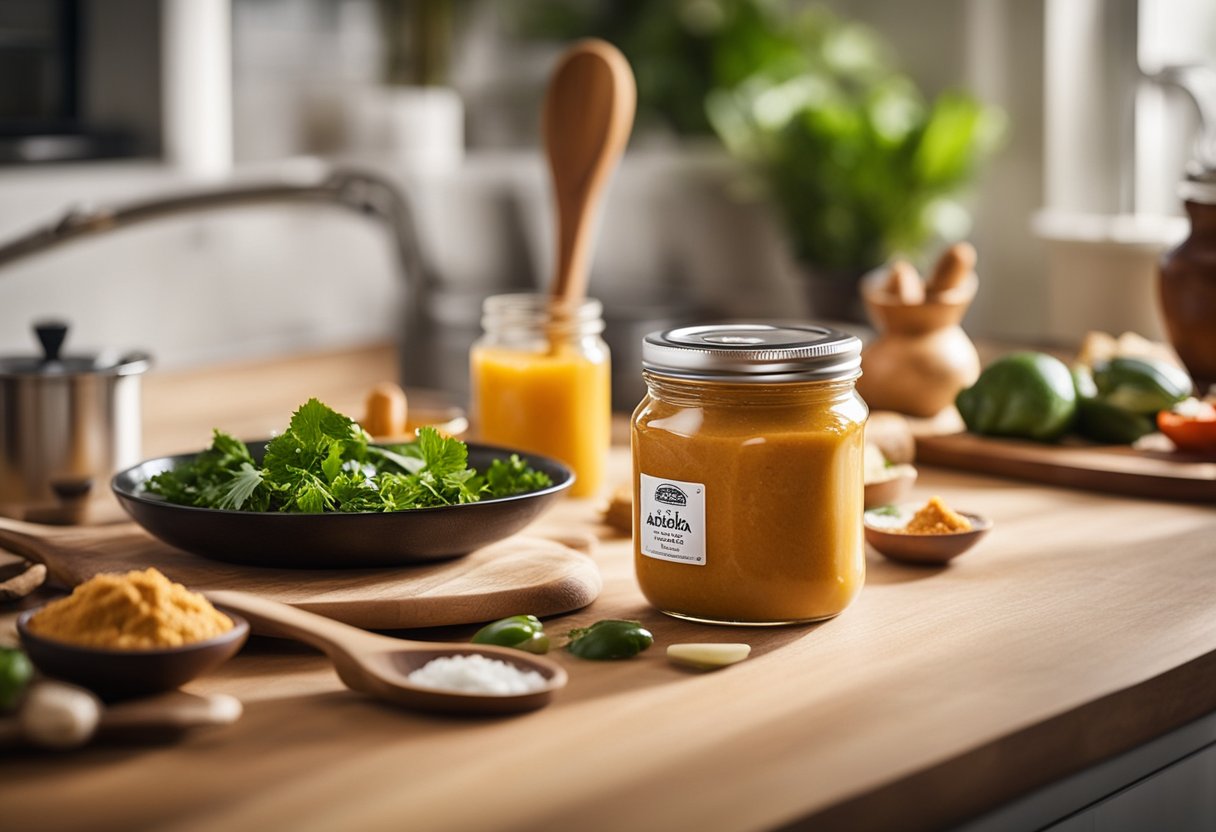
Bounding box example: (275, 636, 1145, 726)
(639, 473, 706, 566)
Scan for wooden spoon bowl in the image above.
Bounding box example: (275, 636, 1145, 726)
(207, 590, 566, 715)
(863, 508, 992, 565)
(17, 608, 249, 701)
(543, 39, 636, 318)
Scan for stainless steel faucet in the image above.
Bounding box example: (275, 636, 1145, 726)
(0, 167, 432, 294)
(1145, 64, 1216, 172)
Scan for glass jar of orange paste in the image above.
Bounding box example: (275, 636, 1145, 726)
(471, 294, 611, 498)
(632, 324, 867, 625)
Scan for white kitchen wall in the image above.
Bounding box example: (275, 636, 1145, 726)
(0, 0, 806, 399)
(0, 148, 805, 406)
(0, 161, 400, 371)
(822, 0, 1052, 342)
(9, 0, 1191, 388)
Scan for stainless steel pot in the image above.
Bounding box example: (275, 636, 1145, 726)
(0, 321, 150, 523)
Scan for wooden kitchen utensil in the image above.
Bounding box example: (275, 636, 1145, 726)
(543, 38, 636, 317)
(0, 518, 602, 629)
(207, 590, 566, 715)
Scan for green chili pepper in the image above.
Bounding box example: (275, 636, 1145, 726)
(471, 615, 550, 654)
(566, 619, 654, 660)
(0, 647, 33, 711)
(1093, 357, 1192, 414)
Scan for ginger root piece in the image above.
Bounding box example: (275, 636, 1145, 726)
(1077, 330, 1185, 372)
(602, 484, 633, 535)
(927, 242, 977, 296)
(883, 260, 925, 305)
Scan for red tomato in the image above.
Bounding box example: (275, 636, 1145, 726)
(1157, 403, 1216, 453)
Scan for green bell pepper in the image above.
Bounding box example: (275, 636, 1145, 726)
(955, 352, 1078, 441)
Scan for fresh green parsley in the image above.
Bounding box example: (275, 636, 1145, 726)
(146, 398, 553, 513)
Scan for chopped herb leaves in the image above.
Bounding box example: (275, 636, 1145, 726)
(146, 398, 553, 513)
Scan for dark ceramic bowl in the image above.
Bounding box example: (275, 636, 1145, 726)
(863, 507, 992, 565)
(112, 442, 574, 569)
(17, 608, 249, 701)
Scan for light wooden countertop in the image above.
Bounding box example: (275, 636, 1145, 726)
(3, 343, 1215, 831)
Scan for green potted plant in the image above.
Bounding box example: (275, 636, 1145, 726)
(349, 0, 464, 172)
(510, 1, 1004, 317)
(705, 5, 1004, 316)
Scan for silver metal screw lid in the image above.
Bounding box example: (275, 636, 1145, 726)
(642, 323, 862, 382)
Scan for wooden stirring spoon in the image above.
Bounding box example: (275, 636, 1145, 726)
(207, 590, 567, 715)
(543, 38, 636, 320)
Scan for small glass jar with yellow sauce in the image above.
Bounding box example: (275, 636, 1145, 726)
(632, 324, 867, 625)
(470, 294, 611, 498)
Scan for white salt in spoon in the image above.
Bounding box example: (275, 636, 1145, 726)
(207, 590, 566, 715)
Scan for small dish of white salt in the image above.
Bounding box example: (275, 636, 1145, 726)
(407, 653, 549, 696)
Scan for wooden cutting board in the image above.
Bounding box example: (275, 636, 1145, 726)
(0, 518, 602, 630)
(916, 432, 1216, 503)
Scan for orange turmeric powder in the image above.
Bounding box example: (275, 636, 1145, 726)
(28, 568, 232, 649)
(901, 496, 973, 535)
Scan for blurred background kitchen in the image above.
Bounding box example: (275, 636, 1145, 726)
(1, 0, 1213, 409)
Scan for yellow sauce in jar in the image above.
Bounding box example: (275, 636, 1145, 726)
(471, 343, 610, 498)
(470, 294, 611, 498)
(632, 325, 867, 624)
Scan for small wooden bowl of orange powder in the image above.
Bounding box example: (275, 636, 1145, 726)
(18, 568, 248, 700)
(864, 496, 992, 565)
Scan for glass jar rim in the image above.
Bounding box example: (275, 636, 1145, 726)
(480, 293, 604, 336)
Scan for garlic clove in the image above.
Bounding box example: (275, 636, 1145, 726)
(20, 681, 101, 750)
(667, 643, 751, 671)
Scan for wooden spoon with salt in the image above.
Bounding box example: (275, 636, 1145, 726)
(542, 39, 636, 331)
(207, 590, 567, 715)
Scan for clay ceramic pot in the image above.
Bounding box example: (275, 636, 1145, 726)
(857, 269, 981, 418)
(1159, 195, 1216, 394)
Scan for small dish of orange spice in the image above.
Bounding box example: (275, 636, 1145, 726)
(900, 496, 974, 535)
(864, 497, 991, 565)
(17, 569, 249, 700)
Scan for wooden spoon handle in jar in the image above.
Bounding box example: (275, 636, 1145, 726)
(543, 39, 636, 313)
